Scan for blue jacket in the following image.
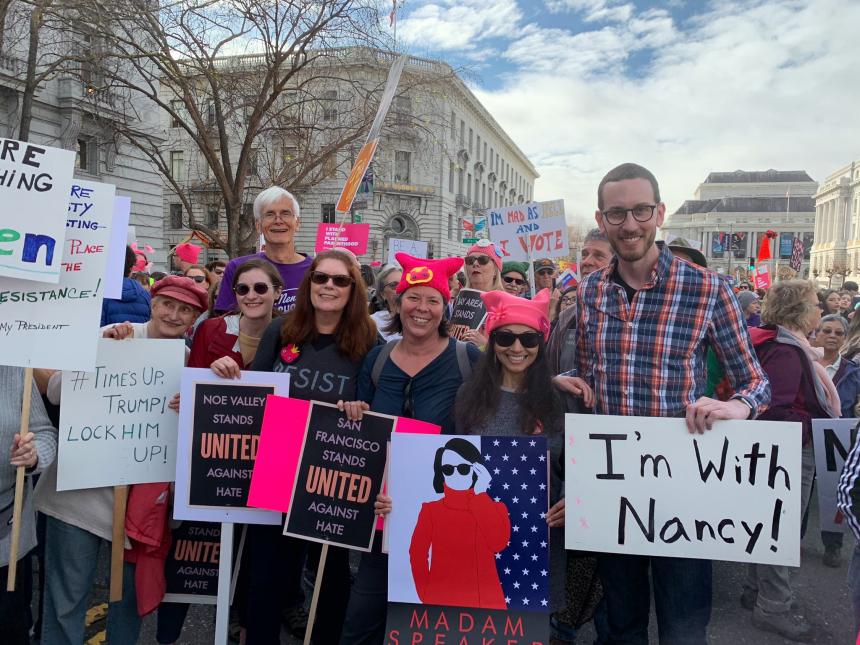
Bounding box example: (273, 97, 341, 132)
(833, 356, 860, 418)
(101, 277, 151, 326)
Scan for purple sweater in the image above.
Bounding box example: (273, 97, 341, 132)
(753, 330, 830, 445)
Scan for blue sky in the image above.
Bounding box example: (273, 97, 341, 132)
(392, 0, 859, 228)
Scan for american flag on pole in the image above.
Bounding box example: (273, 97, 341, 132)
(789, 236, 804, 272)
(389, 0, 397, 26)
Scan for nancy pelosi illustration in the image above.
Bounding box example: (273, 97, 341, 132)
(408, 438, 511, 609)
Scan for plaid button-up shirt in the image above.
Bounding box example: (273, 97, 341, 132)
(576, 243, 770, 417)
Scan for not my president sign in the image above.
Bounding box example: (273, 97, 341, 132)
(284, 401, 391, 550)
(565, 414, 802, 566)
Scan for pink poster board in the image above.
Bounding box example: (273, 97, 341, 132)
(247, 395, 441, 520)
(754, 264, 771, 290)
(314, 223, 370, 255)
(247, 395, 310, 513)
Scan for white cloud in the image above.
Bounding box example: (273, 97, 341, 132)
(469, 0, 860, 227)
(397, 0, 523, 51)
(545, 0, 634, 23)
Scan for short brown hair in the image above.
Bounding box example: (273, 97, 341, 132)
(597, 163, 661, 210)
(278, 249, 377, 361)
(761, 279, 818, 331)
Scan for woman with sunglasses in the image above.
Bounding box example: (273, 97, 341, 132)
(453, 240, 505, 346)
(153, 259, 283, 645)
(188, 258, 283, 372)
(455, 288, 596, 642)
(337, 253, 481, 645)
(243, 249, 377, 645)
(184, 264, 211, 287)
(501, 261, 530, 297)
(371, 264, 403, 341)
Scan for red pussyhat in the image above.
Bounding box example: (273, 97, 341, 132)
(395, 253, 464, 301)
(482, 288, 552, 340)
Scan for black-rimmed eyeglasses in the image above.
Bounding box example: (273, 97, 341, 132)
(601, 204, 657, 226)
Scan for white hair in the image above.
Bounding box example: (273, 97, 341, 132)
(253, 186, 300, 221)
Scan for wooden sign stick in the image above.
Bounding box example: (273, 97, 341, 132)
(6, 367, 34, 592)
(214, 522, 234, 645)
(109, 485, 129, 602)
(302, 543, 329, 645)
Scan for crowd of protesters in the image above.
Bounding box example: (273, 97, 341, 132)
(2, 165, 860, 645)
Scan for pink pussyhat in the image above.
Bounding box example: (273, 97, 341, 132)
(395, 253, 464, 301)
(482, 288, 552, 340)
(466, 239, 503, 271)
(175, 242, 202, 264)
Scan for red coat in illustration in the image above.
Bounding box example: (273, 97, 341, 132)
(408, 485, 511, 609)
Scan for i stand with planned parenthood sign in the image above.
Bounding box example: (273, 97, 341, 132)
(565, 414, 802, 566)
(284, 401, 391, 551)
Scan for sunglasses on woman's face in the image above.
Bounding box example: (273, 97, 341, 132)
(441, 463, 472, 476)
(189, 275, 206, 283)
(234, 282, 273, 296)
(383, 281, 399, 291)
(464, 255, 491, 267)
(493, 330, 542, 348)
(310, 271, 354, 288)
(503, 276, 526, 286)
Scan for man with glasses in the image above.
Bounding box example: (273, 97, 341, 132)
(574, 163, 771, 644)
(214, 186, 313, 314)
(547, 229, 613, 375)
(534, 258, 557, 291)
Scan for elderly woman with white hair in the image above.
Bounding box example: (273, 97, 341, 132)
(213, 185, 313, 314)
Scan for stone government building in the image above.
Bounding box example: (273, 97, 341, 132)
(810, 159, 860, 286)
(662, 170, 817, 281)
(161, 50, 539, 264)
(0, 22, 166, 265)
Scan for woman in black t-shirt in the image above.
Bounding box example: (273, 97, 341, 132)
(242, 249, 377, 645)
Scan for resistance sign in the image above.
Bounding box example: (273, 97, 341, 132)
(565, 414, 802, 566)
(284, 401, 391, 550)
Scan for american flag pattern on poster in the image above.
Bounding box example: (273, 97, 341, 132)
(483, 435, 550, 612)
(789, 237, 804, 272)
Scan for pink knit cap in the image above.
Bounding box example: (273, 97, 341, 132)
(466, 239, 503, 271)
(482, 288, 552, 340)
(395, 253, 464, 301)
(175, 242, 202, 264)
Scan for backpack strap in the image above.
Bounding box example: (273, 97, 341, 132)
(371, 340, 399, 388)
(455, 340, 473, 382)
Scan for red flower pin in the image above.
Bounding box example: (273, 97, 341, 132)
(280, 343, 301, 364)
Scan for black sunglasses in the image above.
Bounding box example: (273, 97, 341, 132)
(493, 330, 542, 348)
(536, 268, 555, 276)
(465, 255, 491, 266)
(189, 275, 206, 283)
(311, 271, 354, 288)
(234, 282, 273, 296)
(503, 276, 526, 286)
(441, 463, 472, 476)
